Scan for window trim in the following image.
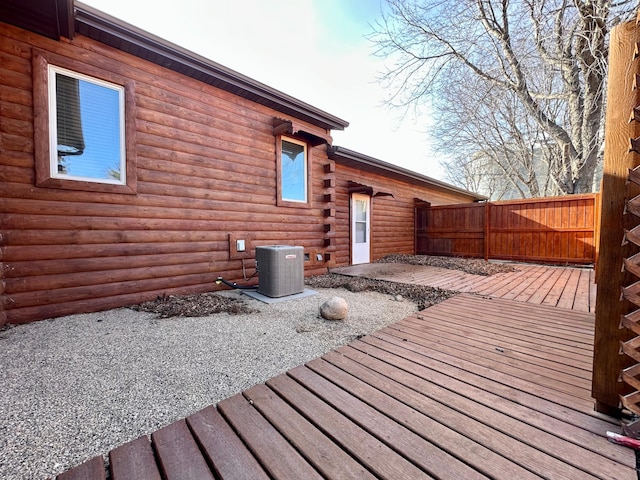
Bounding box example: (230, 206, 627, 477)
(33, 50, 137, 194)
(276, 135, 311, 207)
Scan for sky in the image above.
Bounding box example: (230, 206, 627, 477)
(82, 0, 444, 179)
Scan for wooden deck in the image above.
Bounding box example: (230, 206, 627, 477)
(58, 294, 634, 480)
(332, 262, 596, 312)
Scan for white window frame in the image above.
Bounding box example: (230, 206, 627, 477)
(280, 136, 308, 203)
(48, 65, 127, 185)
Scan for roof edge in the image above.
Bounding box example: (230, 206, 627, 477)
(73, 2, 349, 132)
(328, 146, 487, 202)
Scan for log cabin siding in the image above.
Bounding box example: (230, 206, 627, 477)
(0, 23, 334, 324)
(0, 18, 480, 325)
(334, 163, 476, 264)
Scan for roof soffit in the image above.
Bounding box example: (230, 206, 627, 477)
(328, 145, 487, 202)
(0, 0, 74, 40)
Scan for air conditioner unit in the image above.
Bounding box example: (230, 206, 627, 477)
(256, 245, 304, 298)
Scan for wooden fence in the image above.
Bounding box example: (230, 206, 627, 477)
(416, 194, 599, 265)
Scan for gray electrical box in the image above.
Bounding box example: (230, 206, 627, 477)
(256, 245, 304, 298)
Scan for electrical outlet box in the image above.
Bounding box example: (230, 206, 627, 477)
(228, 233, 254, 259)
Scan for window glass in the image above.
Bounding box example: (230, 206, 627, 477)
(49, 66, 125, 184)
(355, 199, 367, 221)
(281, 138, 307, 202)
(356, 222, 367, 243)
(355, 199, 367, 243)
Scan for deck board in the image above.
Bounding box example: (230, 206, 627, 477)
(304, 356, 531, 480)
(400, 316, 593, 377)
(187, 406, 269, 480)
(266, 373, 434, 479)
(382, 323, 591, 397)
(243, 383, 376, 479)
(314, 352, 541, 480)
(331, 262, 596, 312)
(109, 436, 162, 480)
(218, 393, 323, 480)
(286, 366, 477, 480)
(334, 344, 628, 479)
(151, 419, 215, 480)
(57, 456, 105, 480)
(58, 294, 634, 480)
(428, 301, 595, 346)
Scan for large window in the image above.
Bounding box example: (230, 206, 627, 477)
(279, 137, 308, 204)
(33, 50, 136, 194)
(49, 66, 125, 184)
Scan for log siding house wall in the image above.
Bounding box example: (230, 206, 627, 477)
(0, 2, 483, 325)
(329, 147, 479, 265)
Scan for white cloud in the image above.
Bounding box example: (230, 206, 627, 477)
(83, 0, 444, 179)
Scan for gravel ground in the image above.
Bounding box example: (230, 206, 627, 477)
(0, 286, 424, 480)
(0, 255, 495, 479)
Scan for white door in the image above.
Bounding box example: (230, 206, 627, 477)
(351, 193, 371, 264)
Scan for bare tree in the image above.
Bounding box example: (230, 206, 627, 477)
(441, 152, 516, 199)
(372, 0, 638, 196)
(436, 71, 564, 198)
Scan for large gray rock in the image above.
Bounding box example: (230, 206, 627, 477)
(320, 296, 349, 321)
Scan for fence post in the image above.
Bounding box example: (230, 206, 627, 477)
(592, 18, 640, 415)
(484, 202, 490, 261)
(594, 191, 602, 272)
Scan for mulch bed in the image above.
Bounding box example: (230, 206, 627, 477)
(305, 274, 456, 310)
(377, 254, 517, 276)
(130, 292, 257, 318)
(130, 255, 512, 318)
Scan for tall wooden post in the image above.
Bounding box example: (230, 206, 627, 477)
(593, 19, 640, 415)
(484, 202, 491, 261)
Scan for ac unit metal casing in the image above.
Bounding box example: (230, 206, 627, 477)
(256, 245, 304, 298)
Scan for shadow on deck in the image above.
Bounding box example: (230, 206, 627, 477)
(58, 289, 634, 479)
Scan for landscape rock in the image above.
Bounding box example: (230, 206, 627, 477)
(320, 296, 349, 321)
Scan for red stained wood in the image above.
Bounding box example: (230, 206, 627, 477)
(593, 19, 640, 414)
(243, 384, 376, 479)
(332, 262, 595, 313)
(338, 341, 628, 479)
(266, 372, 434, 479)
(151, 419, 215, 480)
(422, 195, 597, 264)
(287, 365, 485, 480)
(0, 17, 481, 326)
(109, 436, 162, 480)
(56, 456, 105, 480)
(187, 406, 269, 480)
(217, 393, 323, 479)
(54, 293, 634, 480)
(306, 355, 539, 480)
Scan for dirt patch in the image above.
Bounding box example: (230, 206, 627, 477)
(130, 292, 257, 318)
(129, 255, 507, 318)
(130, 275, 456, 318)
(305, 274, 456, 310)
(377, 254, 517, 276)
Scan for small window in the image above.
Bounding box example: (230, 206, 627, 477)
(48, 66, 125, 185)
(279, 137, 308, 203)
